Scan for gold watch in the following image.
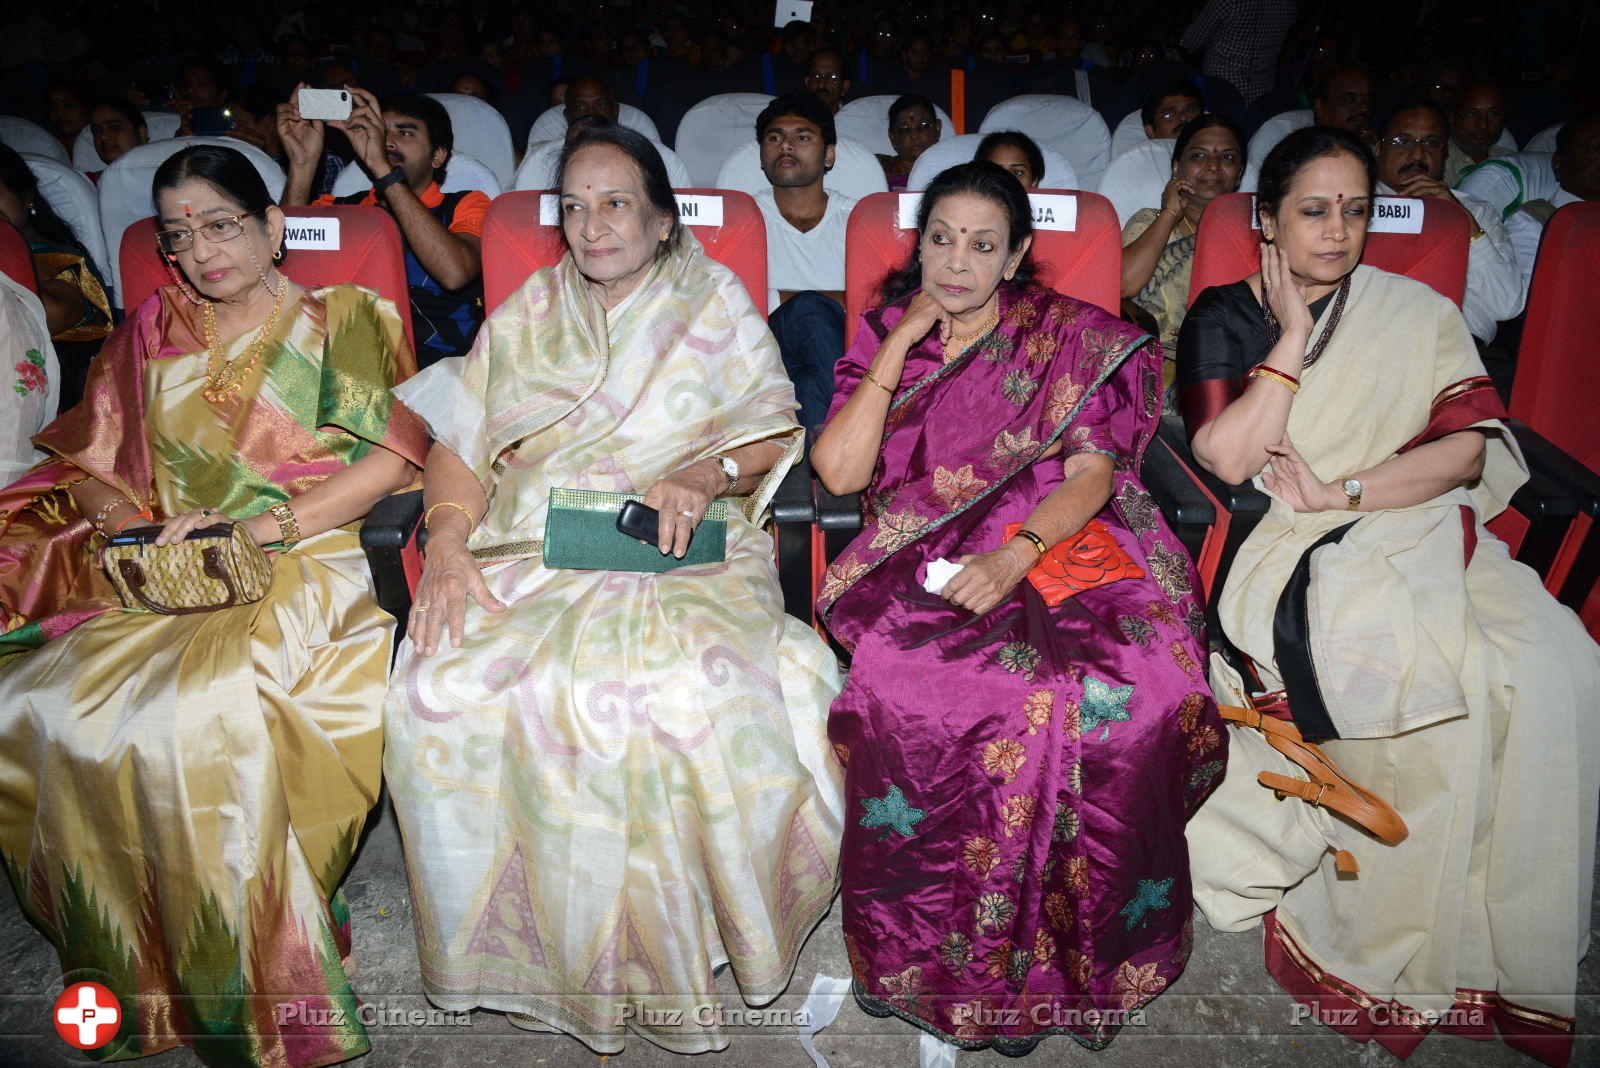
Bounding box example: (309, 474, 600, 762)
(1341, 478, 1363, 511)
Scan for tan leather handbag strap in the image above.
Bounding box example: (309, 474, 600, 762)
(1218, 705, 1410, 858)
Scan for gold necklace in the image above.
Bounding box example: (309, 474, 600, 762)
(946, 304, 999, 346)
(201, 282, 287, 404)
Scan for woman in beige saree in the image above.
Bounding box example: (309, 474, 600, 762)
(383, 125, 844, 1055)
(1178, 127, 1599, 1067)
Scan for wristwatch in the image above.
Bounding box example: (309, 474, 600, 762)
(1341, 477, 1363, 511)
(373, 166, 407, 193)
(716, 454, 740, 494)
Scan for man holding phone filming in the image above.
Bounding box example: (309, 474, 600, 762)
(279, 85, 486, 367)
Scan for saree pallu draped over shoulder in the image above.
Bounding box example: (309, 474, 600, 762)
(384, 235, 844, 1055)
(0, 285, 428, 1067)
(820, 282, 1225, 1052)
(1185, 266, 1600, 1067)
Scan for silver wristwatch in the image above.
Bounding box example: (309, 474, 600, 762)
(716, 454, 740, 494)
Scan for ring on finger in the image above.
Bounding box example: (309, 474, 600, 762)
(680, 510, 696, 520)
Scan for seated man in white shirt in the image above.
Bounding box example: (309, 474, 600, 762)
(754, 91, 858, 431)
(1505, 111, 1600, 300)
(1374, 99, 1522, 356)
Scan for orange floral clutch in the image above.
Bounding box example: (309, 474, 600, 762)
(1003, 520, 1145, 606)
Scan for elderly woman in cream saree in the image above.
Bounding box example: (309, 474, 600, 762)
(1178, 127, 1599, 1068)
(383, 127, 843, 1055)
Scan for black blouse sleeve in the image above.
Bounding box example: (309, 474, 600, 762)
(1176, 281, 1262, 437)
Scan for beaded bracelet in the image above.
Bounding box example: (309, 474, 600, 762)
(90, 496, 137, 532)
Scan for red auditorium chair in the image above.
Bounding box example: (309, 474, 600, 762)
(0, 221, 38, 294)
(119, 205, 416, 351)
(482, 188, 768, 316)
(120, 205, 419, 627)
(1508, 202, 1600, 635)
(810, 190, 1128, 612)
(843, 189, 1123, 327)
(1146, 191, 1578, 600)
(371, 188, 815, 622)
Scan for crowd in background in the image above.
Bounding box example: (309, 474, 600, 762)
(3, 0, 1593, 164)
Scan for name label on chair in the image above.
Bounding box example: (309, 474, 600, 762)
(1368, 196, 1425, 233)
(1247, 196, 1424, 234)
(283, 217, 341, 250)
(672, 194, 724, 226)
(540, 193, 724, 227)
(897, 192, 1077, 231)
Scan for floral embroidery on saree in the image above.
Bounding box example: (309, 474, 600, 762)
(859, 783, 928, 838)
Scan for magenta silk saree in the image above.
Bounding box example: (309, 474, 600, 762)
(819, 282, 1225, 1051)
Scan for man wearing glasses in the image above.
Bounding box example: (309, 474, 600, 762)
(804, 47, 851, 115)
(1141, 80, 1204, 141)
(1375, 99, 1521, 367)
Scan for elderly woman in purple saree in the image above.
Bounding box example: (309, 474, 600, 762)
(812, 162, 1224, 1055)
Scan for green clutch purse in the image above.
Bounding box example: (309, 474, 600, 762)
(542, 487, 728, 573)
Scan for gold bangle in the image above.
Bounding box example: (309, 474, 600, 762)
(423, 500, 477, 533)
(1013, 528, 1049, 557)
(862, 368, 896, 395)
(1247, 365, 1301, 395)
(268, 502, 301, 547)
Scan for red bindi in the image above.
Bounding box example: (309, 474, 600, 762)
(959, 227, 967, 233)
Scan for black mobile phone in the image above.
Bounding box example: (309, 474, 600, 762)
(616, 499, 661, 545)
(191, 107, 231, 136)
(106, 523, 231, 547)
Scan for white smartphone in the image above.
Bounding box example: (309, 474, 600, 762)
(298, 87, 353, 122)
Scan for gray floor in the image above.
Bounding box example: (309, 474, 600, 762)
(3, 795, 1595, 1067)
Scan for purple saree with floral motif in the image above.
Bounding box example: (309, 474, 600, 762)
(819, 282, 1226, 1052)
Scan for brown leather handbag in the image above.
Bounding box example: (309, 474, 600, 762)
(101, 523, 273, 615)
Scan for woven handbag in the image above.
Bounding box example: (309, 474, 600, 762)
(101, 523, 274, 615)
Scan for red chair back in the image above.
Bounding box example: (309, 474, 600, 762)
(119, 206, 416, 350)
(1511, 201, 1600, 472)
(0, 221, 37, 294)
(481, 189, 769, 316)
(845, 190, 1122, 327)
(1188, 192, 1470, 307)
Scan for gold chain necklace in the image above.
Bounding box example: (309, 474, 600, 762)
(944, 303, 1000, 354)
(201, 282, 286, 404)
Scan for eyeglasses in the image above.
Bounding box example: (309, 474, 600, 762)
(1157, 106, 1202, 123)
(1380, 134, 1445, 151)
(892, 121, 938, 136)
(155, 209, 263, 254)
(807, 71, 843, 82)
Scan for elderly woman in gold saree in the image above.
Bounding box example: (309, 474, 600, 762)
(0, 145, 426, 1066)
(383, 124, 844, 1054)
(1179, 127, 1600, 1067)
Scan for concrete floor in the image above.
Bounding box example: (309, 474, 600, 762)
(3, 795, 1595, 1068)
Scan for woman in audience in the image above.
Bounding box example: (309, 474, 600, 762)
(1179, 126, 1600, 1065)
(384, 124, 843, 1054)
(87, 95, 150, 172)
(877, 92, 942, 190)
(0, 144, 113, 408)
(978, 129, 1046, 188)
(811, 161, 1224, 1056)
(0, 145, 427, 1066)
(1121, 115, 1245, 383)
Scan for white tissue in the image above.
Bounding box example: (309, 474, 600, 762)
(923, 557, 965, 594)
(797, 972, 850, 1068)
